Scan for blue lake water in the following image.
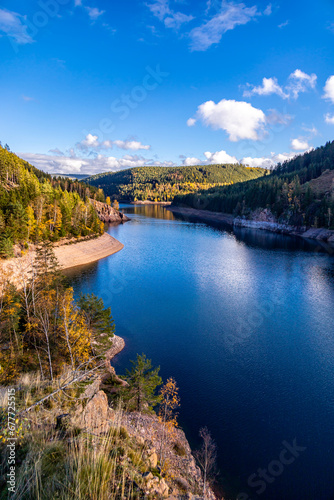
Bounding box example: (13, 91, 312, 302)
(66, 204, 334, 500)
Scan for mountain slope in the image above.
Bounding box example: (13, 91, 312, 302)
(173, 141, 334, 229)
(0, 146, 104, 257)
(85, 164, 268, 202)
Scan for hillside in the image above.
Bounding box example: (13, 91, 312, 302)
(173, 141, 334, 230)
(85, 164, 267, 202)
(0, 146, 106, 258)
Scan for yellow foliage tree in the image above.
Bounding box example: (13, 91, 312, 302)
(26, 205, 36, 241)
(105, 196, 111, 206)
(158, 377, 180, 467)
(59, 288, 91, 370)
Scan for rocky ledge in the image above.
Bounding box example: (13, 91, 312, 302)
(234, 209, 334, 243)
(90, 199, 130, 223)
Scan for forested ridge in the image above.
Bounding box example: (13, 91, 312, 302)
(0, 146, 106, 258)
(173, 141, 334, 229)
(85, 164, 267, 202)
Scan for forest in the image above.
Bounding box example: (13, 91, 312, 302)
(85, 164, 267, 202)
(0, 242, 115, 384)
(173, 141, 334, 229)
(0, 146, 106, 258)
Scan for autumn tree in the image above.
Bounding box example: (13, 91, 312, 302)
(105, 196, 111, 206)
(158, 377, 180, 467)
(59, 288, 91, 370)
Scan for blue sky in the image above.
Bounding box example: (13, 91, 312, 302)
(0, 0, 333, 174)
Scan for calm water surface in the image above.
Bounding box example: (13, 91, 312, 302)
(66, 205, 334, 500)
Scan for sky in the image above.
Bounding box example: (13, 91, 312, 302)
(0, 0, 333, 174)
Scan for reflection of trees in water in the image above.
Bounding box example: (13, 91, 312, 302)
(233, 227, 334, 254)
(128, 204, 176, 221)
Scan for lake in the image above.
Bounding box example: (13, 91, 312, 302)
(66, 204, 334, 500)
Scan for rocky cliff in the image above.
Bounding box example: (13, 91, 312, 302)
(90, 198, 130, 223)
(64, 378, 216, 499)
(15, 335, 217, 499)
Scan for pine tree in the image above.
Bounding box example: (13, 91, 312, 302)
(125, 354, 162, 412)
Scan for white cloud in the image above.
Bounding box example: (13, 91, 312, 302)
(241, 152, 299, 169)
(278, 20, 289, 28)
(0, 8, 34, 44)
(182, 149, 238, 166)
(325, 113, 334, 125)
(80, 134, 100, 148)
(147, 0, 170, 21)
(243, 77, 288, 99)
(204, 150, 238, 163)
(193, 99, 266, 141)
(74, 0, 82, 5)
(187, 117, 196, 127)
(245, 69, 317, 100)
(287, 69, 317, 99)
(164, 11, 194, 29)
(85, 7, 105, 20)
(291, 138, 310, 151)
(19, 152, 174, 175)
(302, 125, 318, 136)
(183, 156, 202, 166)
(147, 0, 194, 29)
(264, 4, 272, 15)
(113, 140, 151, 151)
(323, 75, 334, 104)
(77, 135, 150, 151)
(189, 1, 258, 51)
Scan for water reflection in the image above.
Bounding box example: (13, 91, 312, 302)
(67, 204, 334, 500)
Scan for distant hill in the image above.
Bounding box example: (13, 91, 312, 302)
(173, 141, 334, 229)
(52, 173, 91, 181)
(85, 164, 267, 202)
(0, 147, 105, 258)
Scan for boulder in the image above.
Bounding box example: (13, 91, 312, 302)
(72, 390, 114, 434)
(146, 477, 169, 498)
(148, 451, 158, 468)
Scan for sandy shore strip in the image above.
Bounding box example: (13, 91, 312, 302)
(0, 233, 124, 288)
(167, 205, 234, 225)
(54, 233, 123, 270)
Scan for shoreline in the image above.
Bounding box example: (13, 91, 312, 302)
(54, 233, 124, 270)
(130, 200, 171, 205)
(166, 205, 234, 225)
(0, 233, 124, 288)
(167, 205, 334, 246)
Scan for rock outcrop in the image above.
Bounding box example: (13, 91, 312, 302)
(72, 390, 115, 434)
(89, 199, 130, 223)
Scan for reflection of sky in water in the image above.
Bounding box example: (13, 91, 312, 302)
(68, 205, 334, 500)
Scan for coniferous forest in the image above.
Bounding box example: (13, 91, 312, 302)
(0, 146, 106, 258)
(85, 164, 267, 202)
(173, 141, 334, 229)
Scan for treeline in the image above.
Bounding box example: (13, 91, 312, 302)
(0, 146, 106, 258)
(0, 242, 115, 384)
(85, 164, 267, 202)
(174, 141, 334, 229)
